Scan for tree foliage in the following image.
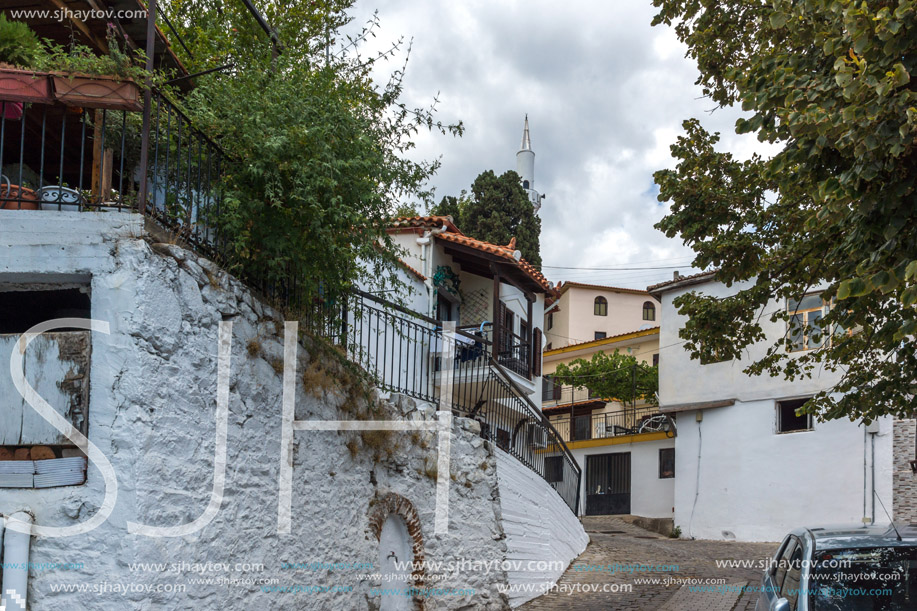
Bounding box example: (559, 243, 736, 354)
(651, 0, 917, 421)
(552, 351, 658, 406)
(163, 2, 461, 301)
(431, 170, 542, 265)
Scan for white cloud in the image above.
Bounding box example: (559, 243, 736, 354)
(342, 0, 776, 289)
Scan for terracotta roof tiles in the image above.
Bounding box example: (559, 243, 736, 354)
(434, 232, 555, 294)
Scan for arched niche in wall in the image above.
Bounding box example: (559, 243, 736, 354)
(368, 492, 425, 611)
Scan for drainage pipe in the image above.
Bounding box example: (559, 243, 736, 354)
(2, 511, 34, 611)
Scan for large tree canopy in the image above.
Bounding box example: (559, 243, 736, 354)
(651, 1, 916, 421)
(163, 1, 460, 301)
(432, 170, 542, 266)
(552, 351, 658, 407)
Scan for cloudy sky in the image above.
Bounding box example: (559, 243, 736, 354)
(344, 0, 777, 290)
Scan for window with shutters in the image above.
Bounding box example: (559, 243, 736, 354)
(532, 328, 542, 377)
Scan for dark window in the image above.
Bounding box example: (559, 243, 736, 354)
(643, 301, 656, 321)
(787, 293, 826, 352)
(773, 537, 798, 591)
(777, 398, 813, 433)
(652, 353, 659, 367)
(781, 544, 803, 609)
(522, 180, 530, 189)
(520, 320, 528, 341)
(574, 415, 592, 441)
(0, 287, 90, 333)
(496, 428, 511, 451)
(546, 312, 554, 330)
(594, 296, 608, 316)
(659, 448, 674, 478)
(594, 331, 606, 340)
(544, 456, 564, 483)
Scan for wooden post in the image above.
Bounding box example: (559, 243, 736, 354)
(492, 272, 501, 355)
(526, 296, 533, 376)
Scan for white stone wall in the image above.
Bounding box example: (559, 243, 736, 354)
(495, 452, 589, 608)
(671, 400, 893, 542)
(0, 211, 590, 610)
(658, 278, 894, 542)
(570, 438, 675, 519)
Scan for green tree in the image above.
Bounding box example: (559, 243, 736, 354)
(163, 3, 460, 301)
(651, 1, 917, 421)
(433, 170, 542, 266)
(552, 351, 658, 406)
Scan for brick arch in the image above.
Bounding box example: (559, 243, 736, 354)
(368, 492, 425, 610)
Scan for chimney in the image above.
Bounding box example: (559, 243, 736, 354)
(673, 271, 681, 280)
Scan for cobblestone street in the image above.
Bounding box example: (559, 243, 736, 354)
(520, 517, 777, 611)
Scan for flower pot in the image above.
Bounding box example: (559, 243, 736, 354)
(0, 184, 40, 210)
(51, 73, 141, 111)
(37, 186, 83, 211)
(0, 67, 52, 104)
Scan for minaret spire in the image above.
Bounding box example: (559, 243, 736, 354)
(520, 114, 532, 151)
(515, 114, 542, 213)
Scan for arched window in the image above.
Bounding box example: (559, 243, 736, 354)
(522, 180, 530, 189)
(594, 296, 607, 316)
(643, 301, 656, 321)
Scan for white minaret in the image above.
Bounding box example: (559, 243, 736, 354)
(516, 115, 543, 213)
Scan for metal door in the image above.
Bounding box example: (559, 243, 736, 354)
(585, 452, 631, 515)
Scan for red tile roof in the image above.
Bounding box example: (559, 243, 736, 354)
(544, 326, 660, 356)
(557, 281, 652, 297)
(398, 259, 426, 282)
(646, 271, 717, 296)
(435, 232, 555, 293)
(388, 216, 464, 235)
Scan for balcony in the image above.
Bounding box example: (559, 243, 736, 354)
(542, 384, 671, 445)
(549, 406, 669, 444)
(1, 89, 225, 255)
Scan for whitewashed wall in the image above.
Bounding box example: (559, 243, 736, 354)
(0, 211, 585, 610)
(570, 438, 674, 519)
(495, 452, 588, 608)
(658, 279, 894, 541)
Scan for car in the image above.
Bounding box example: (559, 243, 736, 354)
(755, 523, 917, 611)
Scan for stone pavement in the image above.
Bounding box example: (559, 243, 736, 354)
(519, 516, 777, 611)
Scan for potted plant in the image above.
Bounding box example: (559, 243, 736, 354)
(0, 15, 52, 105)
(47, 44, 143, 112)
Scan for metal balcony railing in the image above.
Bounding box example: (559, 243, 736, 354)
(306, 289, 582, 515)
(549, 406, 668, 443)
(1, 91, 226, 257)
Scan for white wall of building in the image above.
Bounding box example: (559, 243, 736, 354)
(547, 286, 658, 349)
(658, 278, 894, 541)
(571, 438, 674, 519)
(0, 211, 585, 610)
(495, 452, 589, 607)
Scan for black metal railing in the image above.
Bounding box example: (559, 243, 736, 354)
(549, 406, 667, 443)
(308, 289, 582, 515)
(541, 384, 599, 408)
(0, 92, 225, 255)
(497, 332, 531, 378)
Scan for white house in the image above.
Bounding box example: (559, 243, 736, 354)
(648, 271, 911, 542)
(379, 215, 553, 406)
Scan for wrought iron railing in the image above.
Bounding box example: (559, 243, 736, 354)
(0, 91, 225, 256)
(308, 289, 582, 514)
(549, 406, 667, 443)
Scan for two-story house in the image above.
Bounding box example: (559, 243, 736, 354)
(648, 271, 911, 542)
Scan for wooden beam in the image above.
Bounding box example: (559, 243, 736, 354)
(526, 297, 534, 376)
(492, 271, 501, 353)
(48, 0, 110, 52)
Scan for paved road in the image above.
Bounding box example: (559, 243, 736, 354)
(520, 517, 777, 611)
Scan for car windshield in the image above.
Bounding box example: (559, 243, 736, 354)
(809, 546, 917, 610)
